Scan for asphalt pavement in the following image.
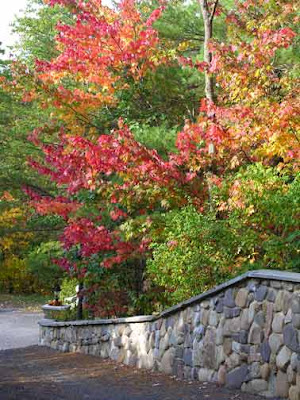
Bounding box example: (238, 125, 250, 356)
(0, 308, 42, 350)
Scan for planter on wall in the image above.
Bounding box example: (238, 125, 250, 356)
(42, 304, 71, 320)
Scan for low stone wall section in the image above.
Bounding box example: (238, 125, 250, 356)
(39, 270, 300, 399)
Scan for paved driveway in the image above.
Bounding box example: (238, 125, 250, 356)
(0, 309, 42, 350)
(0, 310, 276, 400)
(0, 346, 273, 400)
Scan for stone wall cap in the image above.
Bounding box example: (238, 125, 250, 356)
(161, 269, 300, 318)
(39, 269, 299, 327)
(39, 314, 157, 327)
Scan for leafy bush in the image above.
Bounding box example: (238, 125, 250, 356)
(148, 165, 300, 306)
(0, 256, 37, 294)
(26, 241, 64, 293)
(59, 277, 78, 303)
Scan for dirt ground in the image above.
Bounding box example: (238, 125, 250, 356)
(0, 346, 277, 400)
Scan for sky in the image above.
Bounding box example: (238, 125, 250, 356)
(0, 0, 113, 55)
(0, 0, 29, 51)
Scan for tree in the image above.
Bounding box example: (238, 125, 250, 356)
(4, 0, 299, 311)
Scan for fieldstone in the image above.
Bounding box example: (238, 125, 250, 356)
(292, 293, 300, 314)
(193, 341, 204, 367)
(232, 341, 241, 354)
(272, 313, 285, 333)
(223, 318, 241, 336)
(175, 345, 183, 359)
(283, 323, 300, 353)
(261, 363, 270, 380)
(269, 333, 283, 354)
(193, 312, 201, 327)
(264, 302, 273, 338)
(240, 344, 250, 354)
(62, 342, 69, 353)
(216, 326, 224, 345)
(183, 348, 193, 366)
(283, 291, 293, 314)
(261, 340, 271, 362)
(275, 371, 289, 398)
(274, 291, 285, 312)
(276, 346, 292, 370)
(250, 362, 261, 379)
(271, 280, 282, 289)
(216, 297, 224, 313)
(161, 347, 176, 375)
(285, 308, 293, 324)
(184, 332, 193, 348)
(113, 337, 122, 347)
(201, 309, 210, 326)
(223, 338, 232, 356)
(209, 311, 219, 327)
(254, 310, 265, 327)
(247, 281, 258, 292)
(289, 386, 300, 400)
(100, 333, 110, 342)
(241, 309, 251, 330)
(224, 289, 236, 308)
(216, 298, 224, 313)
(198, 368, 214, 382)
(216, 346, 225, 367)
(226, 352, 240, 369)
(287, 364, 296, 384)
(218, 365, 227, 385)
(292, 313, 300, 329)
(232, 330, 248, 344)
(201, 300, 210, 309)
(255, 285, 268, 302)
(224, 307, 241, 319)
(235, 288, 249, 308)
(249, 345, 262, 362)
(291, 353, 300, 372)
(249, 301, 260, 325)
(194, 325, 205, 341)
(203, 328, 216, 369)
(283, 282, 294, 291)
(168, 330, 177, 347)
(243, 379, 268, 393)
(267, 288, 277, 302)
(249, 323, 263, 344)
(226, 364, 249, 389)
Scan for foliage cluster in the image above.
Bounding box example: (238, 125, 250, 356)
(0, 0, 299, 313)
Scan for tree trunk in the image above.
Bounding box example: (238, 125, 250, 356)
(198, 0, 218, 103)
(77, 282, 84, 320)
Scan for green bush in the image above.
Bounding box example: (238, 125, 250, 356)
(26, 241, 64, 293)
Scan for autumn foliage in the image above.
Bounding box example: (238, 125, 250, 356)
(2, 0, 299, 313)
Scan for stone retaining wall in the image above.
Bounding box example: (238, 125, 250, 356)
(39, 270, 300, 399)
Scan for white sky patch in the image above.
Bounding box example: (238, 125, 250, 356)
(0, 0, 28, 51)
(0, 0, 113, 56)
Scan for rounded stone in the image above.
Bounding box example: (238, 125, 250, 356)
(235, 288, 249, 308)
(269, 333, 283, 354)
(276, 346, 292, 371)
(261, 363, 270, 380)
(243, 379, 268, 393)
(289, 386, 300, 400)
(287, 364, 296, 384)
(292, 313, 300, 329)
(272, 313, 285, 333)
(275, 371, 289, 398)
(218, 365, 226, 385)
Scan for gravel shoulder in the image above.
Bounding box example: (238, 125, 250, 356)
(0, 346, 275, 400)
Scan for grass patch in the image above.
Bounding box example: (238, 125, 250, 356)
(0, 293, 49, 312)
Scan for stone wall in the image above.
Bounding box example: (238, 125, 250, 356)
(39, 270, 300, 399)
